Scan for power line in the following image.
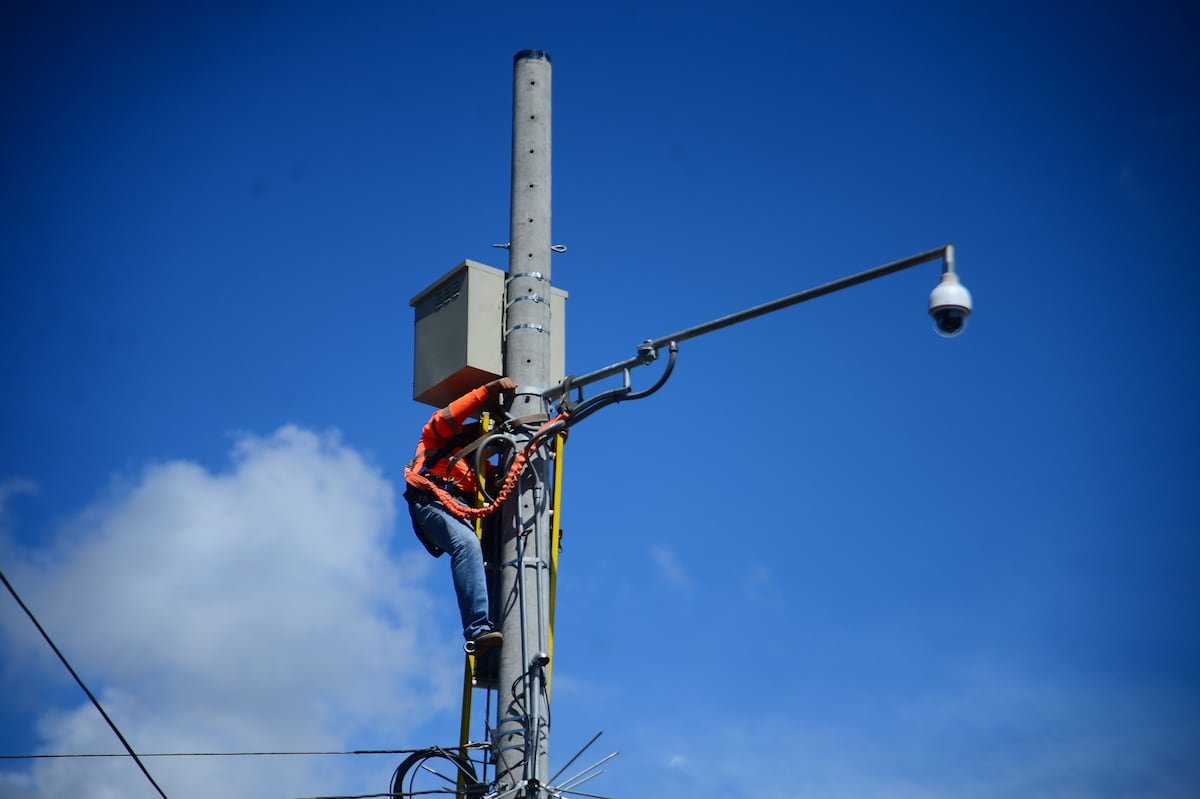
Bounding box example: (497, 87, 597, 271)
(0, 748, 432, 760)
(284, 793, 402, 799)
(0, 568, 172, 799)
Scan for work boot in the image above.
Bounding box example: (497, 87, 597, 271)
(465, 630, 503, 654)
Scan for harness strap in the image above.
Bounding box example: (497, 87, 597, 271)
(436, 431, 498, 486)
(412, 428, 483, 487)
(507, 413, 550, 427)
(404, 412, 568, 521)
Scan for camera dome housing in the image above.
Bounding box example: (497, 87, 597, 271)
(928, 272, 973, 337)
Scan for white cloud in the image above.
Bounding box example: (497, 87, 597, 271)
(0, 426, 461, 799)
(615, 660, 1200, 799)
(650, 544, 691, 592)
(665, 753, 689, 770)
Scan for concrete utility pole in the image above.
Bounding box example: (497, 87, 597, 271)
(496, 49, 554, 795)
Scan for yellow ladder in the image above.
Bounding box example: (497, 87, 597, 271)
(456, 427, 565, 792)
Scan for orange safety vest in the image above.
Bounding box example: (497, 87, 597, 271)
(406, 385, 491, 495)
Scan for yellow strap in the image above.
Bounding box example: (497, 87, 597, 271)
(547, 431, 565, 697)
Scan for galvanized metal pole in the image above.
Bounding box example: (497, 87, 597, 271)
(497, 49, 553, 796)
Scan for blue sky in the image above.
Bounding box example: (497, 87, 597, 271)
(2, 2, 1198, 798)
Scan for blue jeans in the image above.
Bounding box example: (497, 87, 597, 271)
(408, 495, 492, 641)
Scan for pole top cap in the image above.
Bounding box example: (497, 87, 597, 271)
(514, 49, 551, 64)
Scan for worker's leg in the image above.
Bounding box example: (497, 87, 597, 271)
(410, 500, 492, 641)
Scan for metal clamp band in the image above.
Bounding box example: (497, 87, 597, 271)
(507, 323, 549, 335)
(508, 294, 547, 306)
(507, 271, 547, 282)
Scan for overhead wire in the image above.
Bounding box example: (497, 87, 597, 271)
(0, 748, 440, 760)
(282, 793, 407, 799)
(0, 568, 172, 799)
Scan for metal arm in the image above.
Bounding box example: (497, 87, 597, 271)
(543, 244, 955, 404)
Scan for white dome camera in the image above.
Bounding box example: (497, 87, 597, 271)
(928, 272, 973, 337)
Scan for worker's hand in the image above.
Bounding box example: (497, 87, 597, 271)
(486, 377, 519, 395)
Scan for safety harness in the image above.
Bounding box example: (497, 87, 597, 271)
(404, 413, 567, 522)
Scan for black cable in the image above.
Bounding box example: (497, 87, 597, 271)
(0, 568, 171, 799)
(283, 793, 401, 799)
(0, 748, 432, 760)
